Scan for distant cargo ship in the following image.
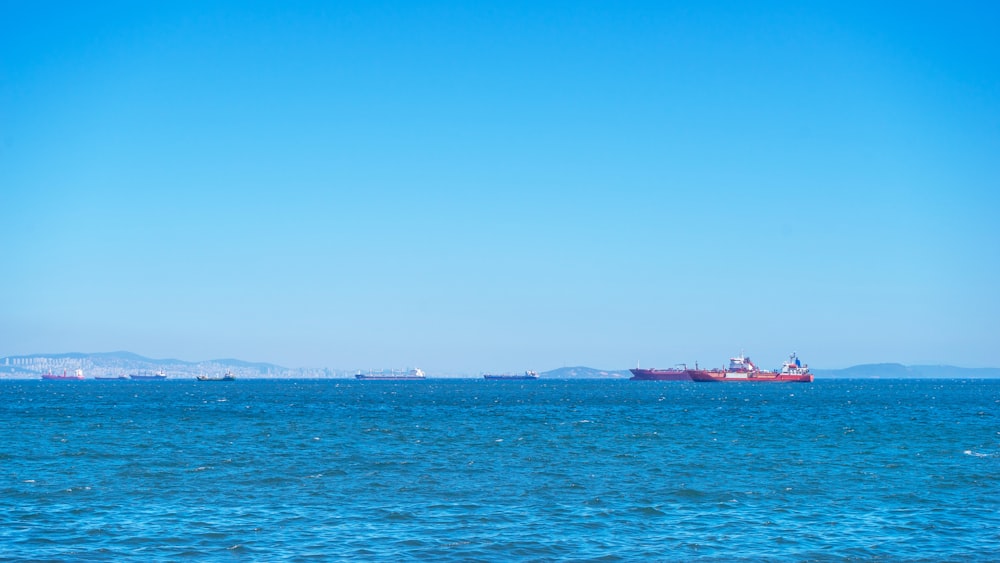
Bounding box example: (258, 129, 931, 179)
(130, 370, 167, 380)
(629, 364, 691, 381)
(198, 370, 235, 382)
(42, 369, 85, 381)
(94, 375, 128, 380)
(355, 368, 426, 381)
(688, 353, 813, 383)
(483, 371, 539, 380)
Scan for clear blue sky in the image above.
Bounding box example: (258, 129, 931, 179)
(2, 1, 997, 373)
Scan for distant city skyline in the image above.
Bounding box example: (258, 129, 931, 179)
(5, 351, 999, 380)
(2, 2, 998, 372)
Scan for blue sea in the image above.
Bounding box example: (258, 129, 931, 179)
(1, 379, 998, 561)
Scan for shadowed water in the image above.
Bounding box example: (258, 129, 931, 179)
(1, 379, 998, 561)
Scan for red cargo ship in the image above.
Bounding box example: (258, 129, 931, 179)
(41, 369, 85, 381)
(629, 364, 692, 381)
(687, 353, 813, 383)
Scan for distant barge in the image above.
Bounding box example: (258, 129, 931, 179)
(130, 370, 167, 380)
(483, 371, 539, 380)
(355, 368, 426, 381)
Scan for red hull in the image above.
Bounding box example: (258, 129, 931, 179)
(629, 368, 691, 381)
(41, 374, 85, 381)
(687, 370, 813, 383)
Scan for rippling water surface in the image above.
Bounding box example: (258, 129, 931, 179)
(1, 379, 998, 561)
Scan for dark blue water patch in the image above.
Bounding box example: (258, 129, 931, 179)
(1, 379, 998, 561)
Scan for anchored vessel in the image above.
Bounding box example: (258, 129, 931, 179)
(687, 353, 813, 383)
(355, 368, 426, 381)
(483, 371, 539, 380)
(130, 370, 167, 380)
(41, 369, 85, 381)
(629, 364, 692, 381)
(197, 370, 236, 382)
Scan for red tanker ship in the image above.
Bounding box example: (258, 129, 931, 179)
(687, 353, 813, 383)
(629, 364, 692, 381)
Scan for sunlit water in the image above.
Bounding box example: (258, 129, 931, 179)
(1, 379, 998, 561)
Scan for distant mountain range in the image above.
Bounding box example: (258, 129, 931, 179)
(1, 352, 998, 379)
(811, 363, 1000, 379)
